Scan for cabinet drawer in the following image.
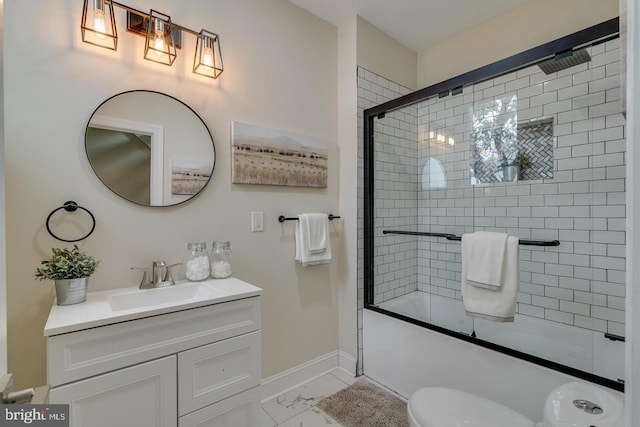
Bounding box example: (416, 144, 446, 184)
(178, 386, 261, 427)
(48, 297, 260, 386)
(178, 331, 261, 416)
(50, 356, 177, 427)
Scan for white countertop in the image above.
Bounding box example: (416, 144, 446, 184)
(44, 277, 262, 336)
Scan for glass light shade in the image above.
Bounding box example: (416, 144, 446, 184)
(193, 30, 223, 79)
(144, 10, 177, 66)
(81, 0, 118, 50)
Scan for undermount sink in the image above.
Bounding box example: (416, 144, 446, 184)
(108, 282, 217, 312)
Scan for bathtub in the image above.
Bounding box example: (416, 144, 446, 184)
(363, 302, 624, 423)
(377, 291, 431, 323)
(375, 291, 624, 382)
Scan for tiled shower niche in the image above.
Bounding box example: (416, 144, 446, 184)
(361, 33, 626, 383)
(517, 118, 554, 180)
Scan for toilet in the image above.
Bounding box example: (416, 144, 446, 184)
(408, 381, 624, 427)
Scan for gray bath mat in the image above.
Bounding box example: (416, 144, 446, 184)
(317, 380, 409, 427)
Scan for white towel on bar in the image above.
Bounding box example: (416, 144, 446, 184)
(461, 233, 520, 322)
(306, 213, 328, 254)
(466, 231, 509, 290)
(295, 213, 332, 266)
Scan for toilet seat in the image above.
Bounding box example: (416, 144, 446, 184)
(408, 387, 536, 427)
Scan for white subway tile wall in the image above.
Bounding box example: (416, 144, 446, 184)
(358, 37, 626, 351)
(357, 67, 413, 374)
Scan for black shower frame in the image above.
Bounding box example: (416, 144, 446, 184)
(363, 18, 623, 392)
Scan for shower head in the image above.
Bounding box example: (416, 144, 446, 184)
(536, 48, 591, 74)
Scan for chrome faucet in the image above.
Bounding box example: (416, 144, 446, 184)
(152, 261, 166, 285)
(131, 261, 180, 289)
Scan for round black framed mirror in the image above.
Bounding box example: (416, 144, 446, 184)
(85, 90, 215, 207)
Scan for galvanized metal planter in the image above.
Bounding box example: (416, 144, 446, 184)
(54, 277, 88, 305)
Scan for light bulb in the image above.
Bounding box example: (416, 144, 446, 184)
(94, 9, 106, 39)
(154, 32, 165, 56)
(152, 18, 166, 56)
(203, 47, 214, 67)
(448, 137, 455, 146)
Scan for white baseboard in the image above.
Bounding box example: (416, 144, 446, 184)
(261, 350, 358, 402)
(338, 350, 357, 375)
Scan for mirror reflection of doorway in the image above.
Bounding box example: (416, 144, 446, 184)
(86, 116, 164, 206)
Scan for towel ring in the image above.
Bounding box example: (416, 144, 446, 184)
(46, 201, 96, 242)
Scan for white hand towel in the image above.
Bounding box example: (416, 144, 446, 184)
(295, 213, 332, 267)
(461, 234, 520, 322)
(466, 231, 509, 290)
(305, 213, 328, 254)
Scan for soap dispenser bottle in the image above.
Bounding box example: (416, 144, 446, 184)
(183, 241, 210, 281)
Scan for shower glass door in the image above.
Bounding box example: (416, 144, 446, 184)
(365, 22, 625, 389)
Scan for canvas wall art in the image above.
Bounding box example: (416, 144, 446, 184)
(231, 121, 328, 188)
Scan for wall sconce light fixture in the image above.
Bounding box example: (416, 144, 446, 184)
(426, 129, 455, 147)
(81, 0, 223, 79)
(193, 30, 223, 79)
(144, 10, 177, 66)
(81, 0, 118, 50)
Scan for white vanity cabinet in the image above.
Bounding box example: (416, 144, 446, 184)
(45, 280, 262, 427)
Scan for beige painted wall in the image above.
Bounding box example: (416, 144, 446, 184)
(418, 0, 620, 88)
(5, 0, 338, 389)
(336, 15, 358, 367)
(357, 17, 418, 91)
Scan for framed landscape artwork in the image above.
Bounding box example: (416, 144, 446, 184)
(231, 121, 328, 188)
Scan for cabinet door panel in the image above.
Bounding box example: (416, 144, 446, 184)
(178, 386, 261, 427)
(178, 331, 261, 416)
(50, 356, 177, 427)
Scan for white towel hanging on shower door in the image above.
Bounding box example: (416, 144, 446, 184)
(466, 231, 509, 290)
(461, 233, 520, 322)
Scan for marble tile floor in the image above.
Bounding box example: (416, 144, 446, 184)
(261, 369, 405, 427)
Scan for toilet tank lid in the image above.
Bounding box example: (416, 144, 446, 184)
(408, 387, 536, 427)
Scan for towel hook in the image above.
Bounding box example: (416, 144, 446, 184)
(45, 201, 96, 242)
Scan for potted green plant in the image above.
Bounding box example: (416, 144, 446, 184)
(516, 152, 530, 180)
(501, 161, 518, 182)
(35, 245, 100, 305)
